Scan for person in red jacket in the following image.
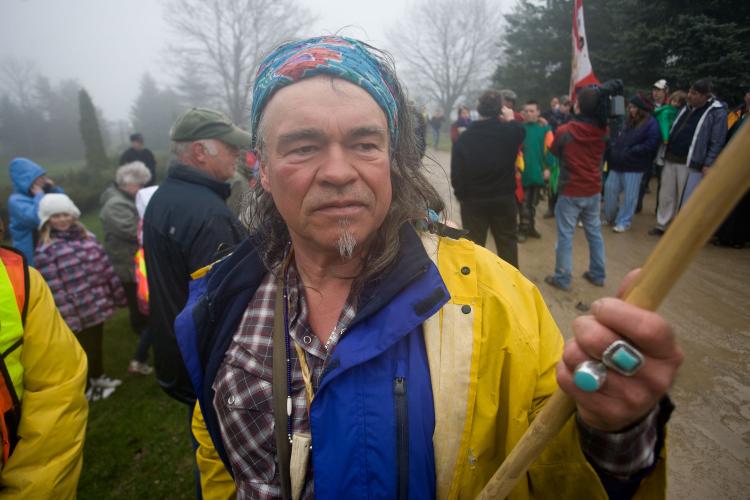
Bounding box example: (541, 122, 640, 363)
(545, 87, 608, 290)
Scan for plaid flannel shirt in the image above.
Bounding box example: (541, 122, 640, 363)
(213, 264, 657, 498)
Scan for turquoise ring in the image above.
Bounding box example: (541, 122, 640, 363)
(574, 360, 607, 392)
(601, 340, 645, 376)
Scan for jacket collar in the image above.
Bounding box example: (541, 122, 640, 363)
(168, 162, 231, 200)
(205, 223, 436, 325)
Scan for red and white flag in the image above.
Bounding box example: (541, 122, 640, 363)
(569, 0, 599, 101)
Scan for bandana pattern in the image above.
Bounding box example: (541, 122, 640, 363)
(251, 36, 400, 147)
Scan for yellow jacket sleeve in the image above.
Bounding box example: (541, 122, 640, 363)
(192, 403, 236, 500)
(0, 267, 88, 499)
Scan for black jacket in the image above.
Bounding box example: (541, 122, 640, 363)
(143, 163, 246, 404)
(451, 118, 525, 203)
(119, 147, 157, 186)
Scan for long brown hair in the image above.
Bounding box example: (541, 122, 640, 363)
(627, 106, 651, 128)
(38, 220, 90, 246)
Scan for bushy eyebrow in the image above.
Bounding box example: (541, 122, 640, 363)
(276, 125, 387, 152)
(276, 128, 327, 152)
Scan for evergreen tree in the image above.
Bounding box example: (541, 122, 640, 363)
(78, 88, 109, 170)
(494, 0, 750, 106)
(131, 73, 184, 152)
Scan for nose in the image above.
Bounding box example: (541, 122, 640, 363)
(317, 143, 357, 187)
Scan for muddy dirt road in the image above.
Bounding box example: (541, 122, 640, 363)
(423, 148, 750, 499)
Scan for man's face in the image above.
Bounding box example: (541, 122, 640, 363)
(259, 76, 392, 258)
(688, 88, 709, 108)
(560, 102, 571, 114)
(522, 104, 540, 123)
(132, 140, 144, 151)
(200, 140, 240, 182)
(550, 97, 559, 110)
(652, 88, 666, 105)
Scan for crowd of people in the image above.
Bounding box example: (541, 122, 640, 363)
(0, 33, 746, 498)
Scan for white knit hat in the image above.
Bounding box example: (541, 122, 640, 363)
(38, 193, 81, 229)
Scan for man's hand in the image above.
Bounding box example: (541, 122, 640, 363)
(702, 166, 710, 176)
(543, 169, 551, 181)
(30, 175, 52, 195)
(556, 270, 683, 432)
(499, 106, 515, 122)
(538, 116, 549, 127)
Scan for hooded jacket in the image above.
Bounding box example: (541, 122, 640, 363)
(7, 158, 63, 264)
(551, 118, 608, 197)
(142, 163, 247, 405)
(606, 116, 661, 173)
(669, 98, 727, 170)
(183, 226, 667, 499)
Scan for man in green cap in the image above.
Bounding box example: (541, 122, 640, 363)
(143, 107, 252, 407)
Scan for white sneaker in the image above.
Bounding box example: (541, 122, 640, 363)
(613, 225, 628, 233)
(128, 360, 154, 375)
(86, 385, 116, 402)
(91, 375, 122, 388)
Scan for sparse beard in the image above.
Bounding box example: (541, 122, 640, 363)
(336, 219, 357, 259)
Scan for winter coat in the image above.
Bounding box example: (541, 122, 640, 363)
(34, 226, 126, 332)
(653, 104, 678, 143)
(0, 253, 88, 498)
(100, 185, 139, 283)
(521, 122, 555, 187)
(670, 98, 727, 170)
(606, 116, 661, 173)
(451, 118, 525, 202)
(142, 163, 247, 405)
(184, 226, 668, 499)
(551, 118, 607, 197)
(7, 158, 63, 264)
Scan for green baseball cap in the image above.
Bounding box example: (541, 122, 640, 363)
(170, 107, 253, 148)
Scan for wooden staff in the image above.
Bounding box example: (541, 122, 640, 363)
(477, 123, 750, 499)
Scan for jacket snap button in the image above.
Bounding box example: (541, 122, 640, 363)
(227, 395, 236, 405)
(461, 305, 471, 314)
(461, 266, 470, 275)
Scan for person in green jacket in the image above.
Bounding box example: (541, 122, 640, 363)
(519, 101, 556, 241)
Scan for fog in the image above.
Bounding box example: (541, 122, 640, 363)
(0, 0, 510, 123)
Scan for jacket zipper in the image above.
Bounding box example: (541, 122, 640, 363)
(394, 376, 408, 499)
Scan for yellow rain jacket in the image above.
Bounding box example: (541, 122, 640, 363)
(0, 263, 88, 498)
(193, 234, 666, 499)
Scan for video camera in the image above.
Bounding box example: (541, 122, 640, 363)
(580, 79, 625, 128)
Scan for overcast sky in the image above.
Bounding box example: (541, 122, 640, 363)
(0, 0, 512, 122)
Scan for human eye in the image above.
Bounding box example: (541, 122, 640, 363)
(288, 144, 319, 157)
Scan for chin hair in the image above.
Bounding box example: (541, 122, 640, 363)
(336, 219, 357, 259)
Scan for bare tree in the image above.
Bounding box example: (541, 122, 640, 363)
(164, 0, 316, 125)
(0, 57, 38, 111)
(388, 0, 504, 118)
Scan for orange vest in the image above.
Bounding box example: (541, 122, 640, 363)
(0, 246, 27, 465)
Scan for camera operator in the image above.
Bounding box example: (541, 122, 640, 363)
(7, 158, 64, 265)
(545, 86, 608, 290)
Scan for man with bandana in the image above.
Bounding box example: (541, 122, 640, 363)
(182, 37, 682, 499)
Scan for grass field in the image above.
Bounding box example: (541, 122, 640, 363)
(64, 214, 196, 499)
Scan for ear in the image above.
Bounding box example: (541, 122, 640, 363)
(259, 159, 272, 193)
(191, 141, 207, 164)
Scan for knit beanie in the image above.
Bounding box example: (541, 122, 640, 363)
(38, 193, 81, 229)
(629, 93, 654, 113)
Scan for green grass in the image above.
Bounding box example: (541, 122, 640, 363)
(77, 310, 194, 499)
(73, 211, 194, 499)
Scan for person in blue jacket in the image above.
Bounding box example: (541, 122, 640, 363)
(7, 157, 63, 264)
(604, 94, 661, 233)
(177, 36, 684, 499)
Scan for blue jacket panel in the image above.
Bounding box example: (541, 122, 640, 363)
(607, 116, 661, 173)
(7, 158, 62, 264)
(179, 225, 449, 497)
(669, 99, 728, 169)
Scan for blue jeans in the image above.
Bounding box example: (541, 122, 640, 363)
(553, 194, 606, 288)
(604, 170, 643, 228)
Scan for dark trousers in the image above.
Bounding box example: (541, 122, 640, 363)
(638, 162, 662, 213)
(460, 196, 518, 268)
(123, 281, 153, 363)
(547, 187, 558, 215)
(76, 323, 103, 381)
(519, 185, 543, 233)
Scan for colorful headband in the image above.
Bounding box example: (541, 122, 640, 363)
(251, 36, 400, 147)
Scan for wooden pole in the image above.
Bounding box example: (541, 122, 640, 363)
(477, 123, 750, 499)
